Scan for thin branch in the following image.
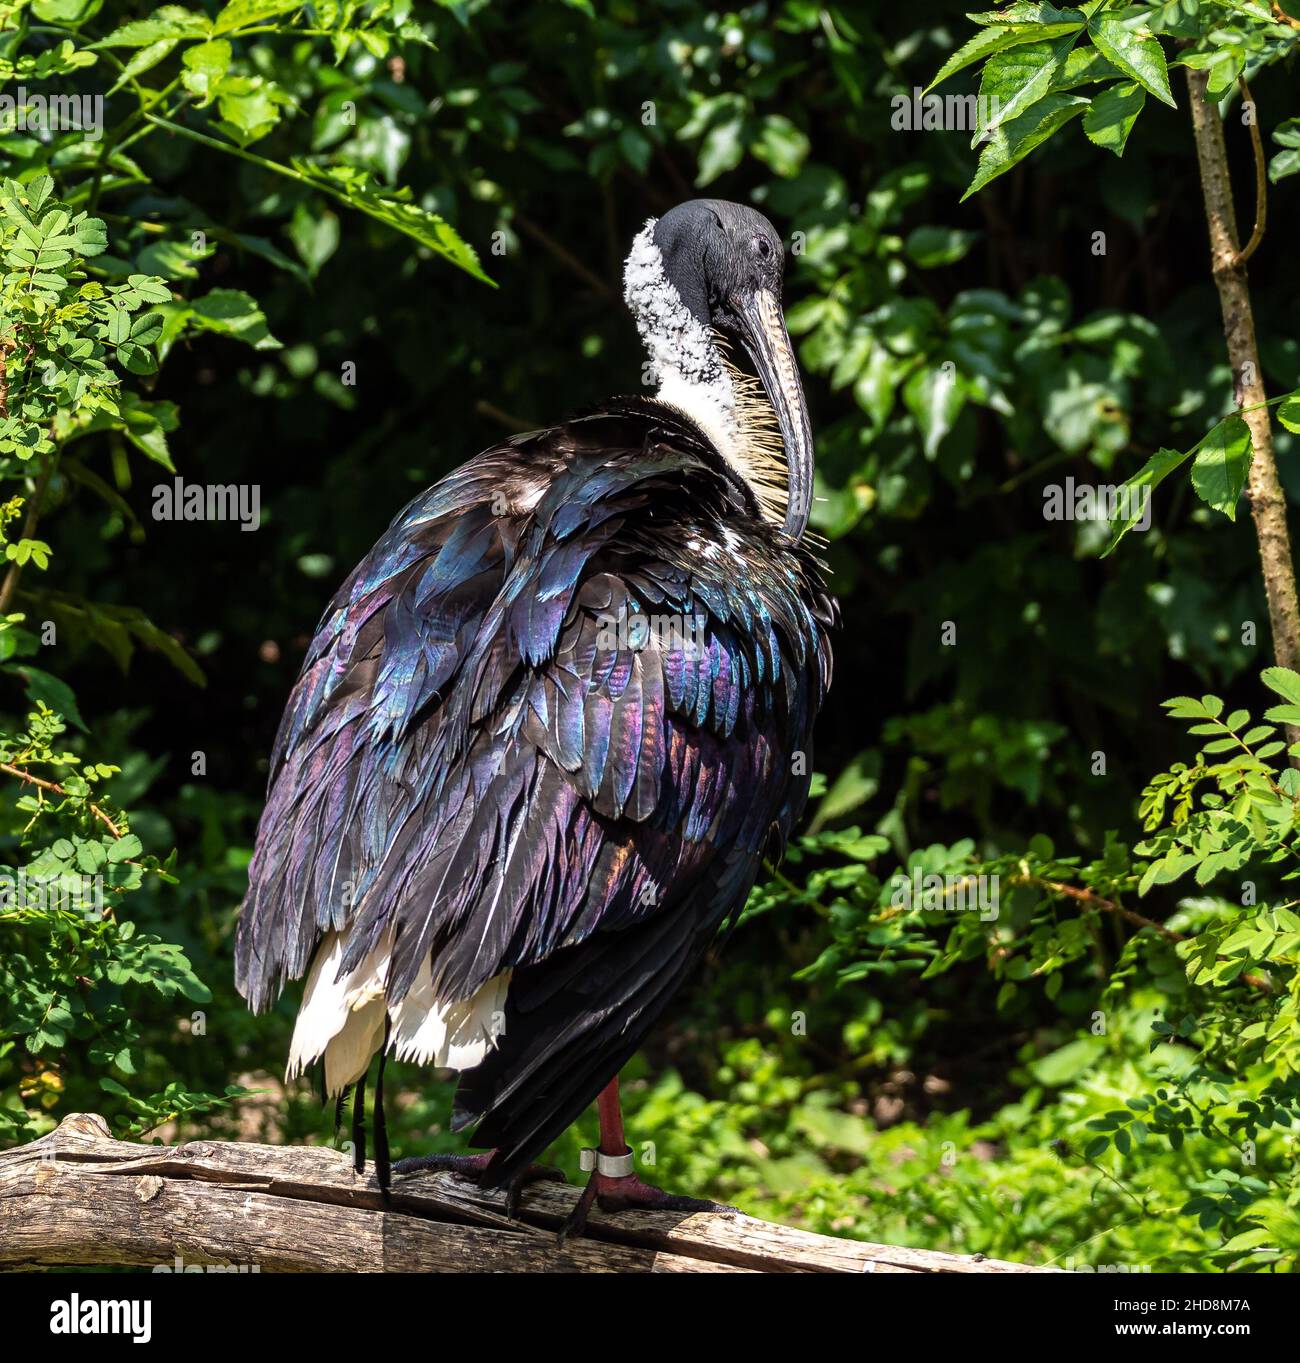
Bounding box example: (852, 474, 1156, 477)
(474, 400, 535, 433)
(514, 213, 617, 303)
(0, 336, 11, 418)
(0, 762, 124, 839)
(1235, 76, 1267, 267)
(1015, 875, 1181, 941)
(1016, 875, 1272, 994)
(1271, 2, 1300, 32)
(0, 451, 56, 615)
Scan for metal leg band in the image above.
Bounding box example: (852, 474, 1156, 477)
(578, 1145, 635, 1178)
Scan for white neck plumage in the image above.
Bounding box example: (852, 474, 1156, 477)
(623, 221, 787, 526)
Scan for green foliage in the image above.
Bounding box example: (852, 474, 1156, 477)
(0, 701, 227, 1139)
(2, 0, 1300, 1274)
(934, 3, 1300, 539)
(0, 0, 489, 1144)
(762, 666, 1300, 1267)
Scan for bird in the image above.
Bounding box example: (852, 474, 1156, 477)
(234, 198, 834, 1234)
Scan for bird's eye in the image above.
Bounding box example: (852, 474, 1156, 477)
(754, 236, 772, 259)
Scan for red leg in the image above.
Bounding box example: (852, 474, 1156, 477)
(559, 1075, 740, 1239)
(597, 1075, 627, 1155)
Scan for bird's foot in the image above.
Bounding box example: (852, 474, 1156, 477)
(597, 1173, 739, 1216)
(392, 1150, 493, 1179)
(558, 1148, 738, 1241)
(392, 1149, 565, 1198)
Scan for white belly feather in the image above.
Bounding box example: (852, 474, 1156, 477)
(287, 927, 510, 1097)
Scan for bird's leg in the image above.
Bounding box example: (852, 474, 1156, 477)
(559, 1076, 739, 1240)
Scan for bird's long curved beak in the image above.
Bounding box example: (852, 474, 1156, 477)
(737, 289, 814, 541)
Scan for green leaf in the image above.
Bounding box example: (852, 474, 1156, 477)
(904, 226, 978, 268)
(1219, 1228, 1276, 1254)
(108, 38, 178, 93)
(130, 312, 165, 345)
(976, 33, 1081, 146)
(116, 342, 157, 375)
(128, 274, 173, 305)
(751, 115, 809, 179)
(287, 202, 340, 276)
(186, 288, 280, 349)
(1082, 81, 1145, 157)
(95, 6, 212, 47)
(696, 118, 745, 186)
(1278, 394, 1300, 434)
(904, 364, 966, 459)
(1261, 667, 1300, 707)
(31, 0, 99, 21)
(212, 0, 305, 36)
(1087, 14, 1176, 108)
(1270, 119, 1300, 184)
(963, 93, 1090, 199)
(810, 752, 879, 829)
(14, 666, 86, 732)
(72, 215, 108, 257)
(107, 834, 143, 863)
(1030, 1036, 1105, 1086)
(215, 77, 290, 144)
(1101, 446, 1191, 555)
(105, 307, 131, 345)
(1053, 46, 1122, 90)
(180, 39, 233, 105)
(1190, 413, 1253, 520)
(928, 22, 1079, 93)
(287, 160, 491, 285)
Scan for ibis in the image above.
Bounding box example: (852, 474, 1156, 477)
(235, 198, 834, 1232)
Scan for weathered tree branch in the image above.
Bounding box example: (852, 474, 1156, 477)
(1186, 69, 1300, 708)
(0, 1113, 1046, 1274)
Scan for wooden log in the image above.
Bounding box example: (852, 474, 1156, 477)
(0, 1113, 1048, 1273)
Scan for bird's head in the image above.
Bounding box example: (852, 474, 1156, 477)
(624, 199, 813, 541)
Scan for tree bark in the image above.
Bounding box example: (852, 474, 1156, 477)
(0, 1113, 1047, 1274)
(1186, 68, 1300, 687)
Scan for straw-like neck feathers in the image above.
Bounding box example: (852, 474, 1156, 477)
(623, 221, 787, 526)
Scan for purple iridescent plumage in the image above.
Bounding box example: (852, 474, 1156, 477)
(235, 396, 834, 1184)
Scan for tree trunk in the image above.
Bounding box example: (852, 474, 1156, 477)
(1186, 68, 1300, 690)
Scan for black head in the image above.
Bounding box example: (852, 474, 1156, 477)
(652, 198, 811, 541)
(652, 198, 785, 335)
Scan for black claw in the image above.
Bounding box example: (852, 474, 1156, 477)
(595, 1186, 741, 1216)
(557, 1176, 599, 1245)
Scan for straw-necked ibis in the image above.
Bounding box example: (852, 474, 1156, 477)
(235, 199, 834, 1234)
